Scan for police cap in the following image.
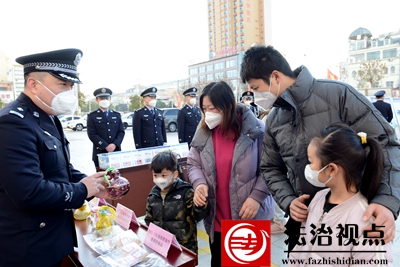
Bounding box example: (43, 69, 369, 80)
(94, 88, 113, 98)
(140, 87, 157, 97)
(242, 91, 254, 98)
(374, 90, 386, 98)
(16, 48, 83, 84)
(183, 87, 197, 96)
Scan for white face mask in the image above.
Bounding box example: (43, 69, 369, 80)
(304, 164, 333, 187)
(153, 175, 174, 190)
(205, 112, 223, 129)
(189, 98, 197, 106)
(148, 99, 157, 108)
(253, 77, 280, 110)
(99, 99, 110, 108)
(35, 80, 77, 116)
(244, 101, 252, 106)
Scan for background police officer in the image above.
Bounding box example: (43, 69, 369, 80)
(241, 91, 262, 118)
(133, 87, 167, 149)
(87, 88, 125, 169)
(177, 87, 201, 148)
(373, 90, 393, 123)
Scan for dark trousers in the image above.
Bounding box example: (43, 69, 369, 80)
(209, 231, 221, 267)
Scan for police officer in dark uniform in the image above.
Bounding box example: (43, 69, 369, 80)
(373, 90, 393, 123)
(133, 87, 167, 149)
(87, 88, 125, 169)
(241, 91, 262, 118)
(177, 87, 201, 148)
(0, 49, 109, 266)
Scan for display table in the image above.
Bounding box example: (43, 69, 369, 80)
(102, 158, 188, 217)
(62, 220, 197, 267)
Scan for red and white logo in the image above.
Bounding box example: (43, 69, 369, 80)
(222, 220, 271, 266)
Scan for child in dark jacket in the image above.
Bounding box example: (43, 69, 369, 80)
(145, 150, 208, 254)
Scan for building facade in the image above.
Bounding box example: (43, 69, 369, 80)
(341, 27, 400, 97)
(207, 0, 265, 60)
(188, 53, 245, 100)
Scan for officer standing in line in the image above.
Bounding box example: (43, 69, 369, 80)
(241, 91, 262, 118)
(177, 87, 201, 148)
(0, 49, 110, 266)
(133, 87, 167, 149)
(372, 90, 393, 123)
(87, 88, 125, 169)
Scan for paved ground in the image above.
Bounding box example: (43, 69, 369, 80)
(66, 127, 400, 266)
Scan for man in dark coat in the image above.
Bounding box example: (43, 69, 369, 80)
(133, 87, 167, 149)
(177, 87, 201, 148)
(87, 87, 125, 169)
(372, 90, 393, 123)
(0, 49, 109, 266)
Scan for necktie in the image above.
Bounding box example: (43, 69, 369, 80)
(105, 111, 109, 117)
(151, 109, 155, 116)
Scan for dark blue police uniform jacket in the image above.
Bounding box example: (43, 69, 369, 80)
(177, 104, 201, 147)
(0, 93, 87, 267)
(87, 108, 125, 167)
(373, 100, 393, 123)
(133, 106, 167, 149)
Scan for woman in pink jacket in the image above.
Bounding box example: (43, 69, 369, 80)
(187, 81, 275, 267)
(288, 123, 393, 266)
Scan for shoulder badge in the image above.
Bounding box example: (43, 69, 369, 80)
(9, 106, 27, 119)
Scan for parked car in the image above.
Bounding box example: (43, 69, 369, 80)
(67, 116, 87, 131)
(122, 112, 134, 129)
(58, 115, 82, 129)
(161, 108, 179, 132)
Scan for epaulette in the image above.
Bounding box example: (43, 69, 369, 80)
(9, 106, 28, 119)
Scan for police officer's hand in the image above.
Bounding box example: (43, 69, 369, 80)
(362, 203, 396, 244)
(194, 184, 208, 207)
(80, 172, 106, 198)
(289, 194, 310, 222)
(239, 197, 260, 219)
(106, 143, 116, 152)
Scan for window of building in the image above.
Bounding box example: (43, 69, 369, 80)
(198, 75, 206, 82)
(226, 59, 237, 68)
(366, 51, 380, 60)
(207, 73, 213, 81)
(383, 48, 396, 58)
(199, 66, 205, 73)
(214, 62, 225, 70)
(352, 71, 357, 78)
(189, 68, 198, 75)
(215, 71, 225, 79)
(349, 43, 356, 51)
(352, 54, 365, 62)
(226, 69, 237, 77)
(241, 28, 244, 33)
(383, 68, 388, 74)
(373, 82, 379, 88)
(241, 43, 245, 48)
(386, 81, 394, 87)
(384, 38, 391, 45)
(391, 66, 395, 74)
(241, 36, 244, 40)
(357, 41, 365, 50)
